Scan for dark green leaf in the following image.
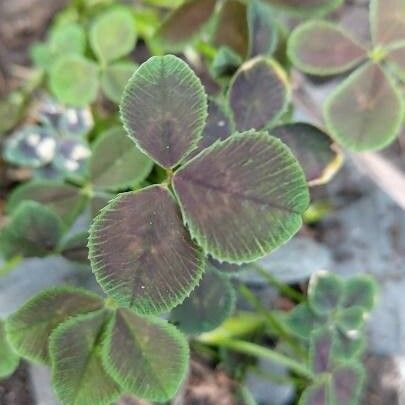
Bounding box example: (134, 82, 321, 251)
(288, 21, 366, 75)
(335, 307, 364, 333)
(309, 327, 334, 373)
(49, 55, 99, 107)
(120, 55, 207, 168)
(172, 132, 309, 263)
(171, 269, 236, 334)
(90, 8, 137, 64)
(330, 364, 365, 405)
(50, 310, 121, 405)
(210, 46, 242, 79)
(90, 127, 153, 191)
(299, 383, 328, 405)
(89, 185, 205, 315)
(333, 329, 365, 359)
(0, 202, 63, 259)
(272, 123, 343, 186)
(0, 320, 19, 379)
(228, 57, 289, 131)
(286, 303, 321, 340)
(341, 274, 377, 312)
(325, 62, 404, 151)
(53, 137, 91, 176)
(103, 308, 189, 402)
(58, 107, 94, 138)
(6, 287, 103, 364)
(59, 231, 89, 263)
(308, 272, 344, 316)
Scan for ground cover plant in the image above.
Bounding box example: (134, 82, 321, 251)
(0, 0, 399, 404)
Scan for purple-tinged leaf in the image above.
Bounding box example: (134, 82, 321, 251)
(288, 21, 367, 75)
(90, 192, 114, 218)
(299, 383, 329, 405)
(6, 287, 103, 364)
(50, 310, 121, 405)
(89, 185, 205, 315)
(103, 308, 188, 402)
(58, 107, 93, 137)
(248, 0, 278, 57)
(388, 44, 405, 81)
(228, 57, 289, 131)
(7, 180, 86, 226)
(370, 0, 405, 45)
(325, 62, 404, 151)
(341, 274, 377, 312)
(3, 126, 56, 168)
(309, 327, 334, 373)
(213, 0, 249, 58)
(53, 137, 91, 175)
(308, 272, 344, 316)
(330, 364, 365, 405)
(272, 123, 343, 186)
(265, 0, 343, 16)
(172, 132, 309, 263)
(171, 269, 236, 334)
(120, 55, 207, 168)
(90, 127, 153, 191)
(156, 0, 217, 46)
(286, 303, 322, 340)
(59, 231, 89, 263)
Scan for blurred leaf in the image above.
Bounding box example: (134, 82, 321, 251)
(49, 23, 86, 57)
(286, 303, 321, 340)
(308, 272, 344, 316)
(0, 202, 63, 259)
(272, 123, 342, 186)
(298, 382, 328, 405)
(59, 231, 89, 263)
(58, 107, 94, 137)
(335, 307, 364, 334)
(156, 0, 216, 47)
(309, 327, 334, 374)
(288, 21, 366, 75)
(31, 43, 53, 70)
(90, 8, 137, 64)
(210, 46, 242, 79)
(120, 55, 207, 168)
(325, 62, 404, 151)
(49, 55, 99, 106)
(6, 287, 103, 364)
(53, 137, 91, 176)
(341, 274, 377, 312)
(248, 0, 278, 57)
(7, 180, 85, 227)
(333, 329, 365, 359)
(0, 93, 25, 133)
(50, 310, 121, 405)
(388, 44, 405, 81)
(330, 364, 365, 405)
(3, 126, 56, 168)
(103, 308, 189, 402)
(90, 127, 153, 191)
(213, 0, 248, 58)
(0, 320, 19, 379)
(228, 57, 289, 131)
(100, 61, 137, 103)
(172, 132, 309, 263)
(89, 185, 205, 315)
(265, 0, 344, 16)
(170, 269, 235, 334)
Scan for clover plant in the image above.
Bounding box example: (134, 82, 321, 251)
(288, 0, 405, 151)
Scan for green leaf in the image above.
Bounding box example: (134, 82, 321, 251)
(3, 126, 56, 168)
(210, 46, 242, 79)
(388, 45, 405, 81)
(49, 23, 86, 57)
(59, 231, 89, 263)
(7, 180, 86, 227)
(0, 201, 63, 259)
(247, 0, 278, 57)
(90, 8, 137, 64)
(330, 364, 365, 405)
(333, 329, 365, 359)
(6, 287, 103, 364)
(309, 327, 334, 374)
(120, 55, 208, 168)
(103, 308, 189, 402)
(213, 0, 249, 58)
(172, 132, 309, 263)
(49, 55, 99, 107)
(335, 307, 364, 334)
(341, 274, 377, 312)
(170, 269, 236, 334)
(155, 0, 216, 47)
(228, 57, 290, 131)
(272, 123, 343, 186)
(299, 382, 329, 405)
(100, 62, 137, 103)
(50, 310, 121, 405)
(286, 303, 321, 340)
(288, 21, 366, 75)
(89, 185, 205, 315)
(308, 272, 344, 316)
(370, 0, 405, 45)
(90, 127, 153, 191)
(0, 320, 19, 379)
(31, 43, 53, 69)
(265, 0, 344, 16)
(325, 62, 404, 151)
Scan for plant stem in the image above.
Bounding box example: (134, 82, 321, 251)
(209, 338, 314, 381)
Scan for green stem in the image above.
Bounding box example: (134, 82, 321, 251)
(210, 338, 314, 381)
(252, 264, 305, 302)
